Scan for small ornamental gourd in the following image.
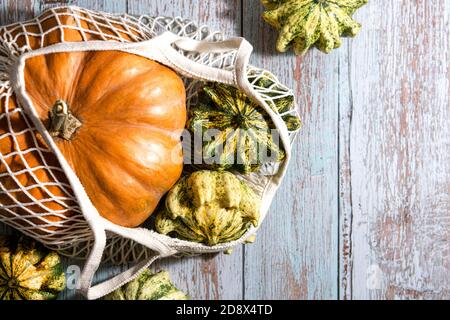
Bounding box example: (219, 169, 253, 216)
(155, 170, 260, 245)
(261, 0, 368, 55)
(248, 71, 302, 131)
(104, 270, 188, 300)
(188, 83, 285, 174)
(0, 236, 66, 300)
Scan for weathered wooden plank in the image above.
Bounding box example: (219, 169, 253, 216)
(338, 40, 353, 300)
(38, 0, 70, 10)
(39, 0, 126, 12)
(342, 0, 450, 299)
(127, 0, 244, 300)
(127, 0, 241, 37)
(0, 0, 39, 24)
(242, 1, 339, 299)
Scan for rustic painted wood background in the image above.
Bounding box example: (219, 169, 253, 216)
(0, 0, 448, 300)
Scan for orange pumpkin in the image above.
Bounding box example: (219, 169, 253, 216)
(0, 8, 186, 228)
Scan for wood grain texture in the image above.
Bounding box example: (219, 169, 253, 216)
(128, 0, 242, 37)
(338, 40, 354, 300)
(340, 0, 450, 299)
(242, 1, 339, 300)
(0, 0, 38, 24)
(40, 0, 126, 12)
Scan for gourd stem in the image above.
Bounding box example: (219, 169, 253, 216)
(7, 278, 18, 288)
(48, 100, 82, 141)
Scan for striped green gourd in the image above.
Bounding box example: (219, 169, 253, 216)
(261, 0, 368, 55)
(155, 170, 260, 246)
(104, 269, 188, 300)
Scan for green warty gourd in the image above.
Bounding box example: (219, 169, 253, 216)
(104, 270, 188, 300)
(188, 83, 287, 174)
(261, 0, 368, 55)
(155, 170, 260, 246)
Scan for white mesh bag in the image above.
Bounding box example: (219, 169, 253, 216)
(0, 6, 301, 299)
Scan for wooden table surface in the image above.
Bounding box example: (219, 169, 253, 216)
(0, 0, 448, 300)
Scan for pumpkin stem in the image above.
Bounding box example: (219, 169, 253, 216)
(48, 100, 82, 141)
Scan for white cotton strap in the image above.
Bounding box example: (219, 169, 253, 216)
(83, 255, 161, 300)
(79, 217, 178, 299)
(153, 31, 253, 85)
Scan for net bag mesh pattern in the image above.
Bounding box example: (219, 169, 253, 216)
(0, 6, 301, 265)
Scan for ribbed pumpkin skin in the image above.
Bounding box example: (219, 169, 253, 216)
(23, 51, 186, 227)
(104, 270, 188, 300)
(262, 0, 368, 55)
(0, 236, 66, 300)
(0, 8, 186, 228)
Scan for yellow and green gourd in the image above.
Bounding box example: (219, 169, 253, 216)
(104, 269, 188, 300)
(155, 170, 260, 246)
(188, 83, 286, 174)
(248, 70, 302, 131)
(0, 236, 66, 300)
(261, 0, 368, 55)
